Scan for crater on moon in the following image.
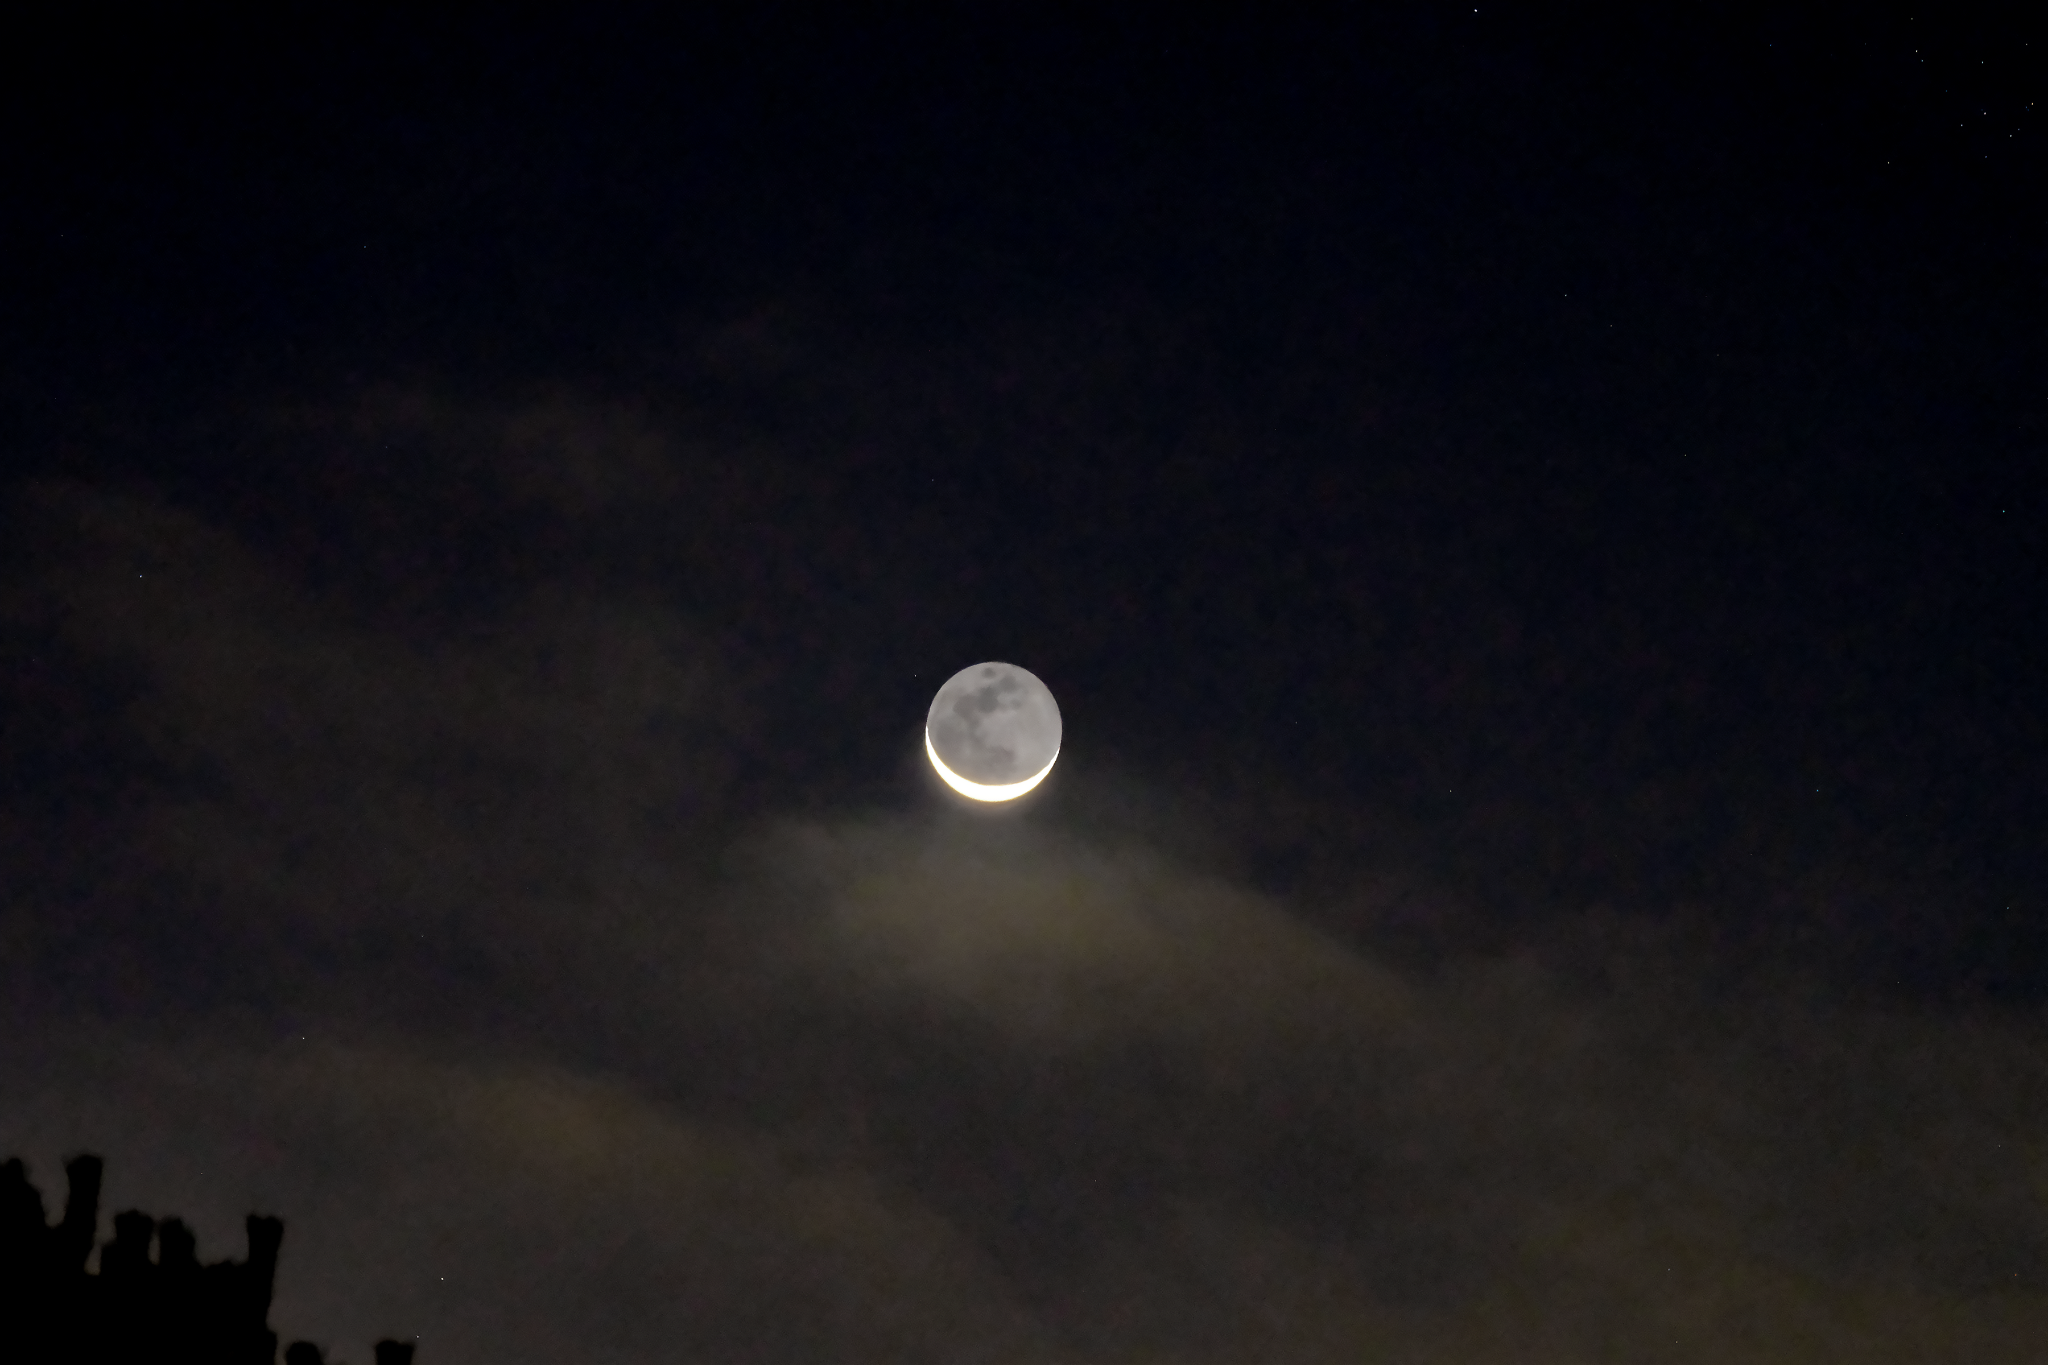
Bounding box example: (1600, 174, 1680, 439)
(925, 662, 1062, 798)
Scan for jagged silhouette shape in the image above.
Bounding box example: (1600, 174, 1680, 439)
(2, 1154, 413, 1365)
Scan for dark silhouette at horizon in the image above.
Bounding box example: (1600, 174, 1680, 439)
(1, 1154, 413, 1365)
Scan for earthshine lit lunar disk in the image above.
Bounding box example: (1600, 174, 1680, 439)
(924, 662, 1062, 802)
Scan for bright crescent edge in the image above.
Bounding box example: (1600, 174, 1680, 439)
(925, 727, 1059, 802)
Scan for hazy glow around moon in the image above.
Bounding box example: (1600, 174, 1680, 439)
(924, 661, 1062, 802)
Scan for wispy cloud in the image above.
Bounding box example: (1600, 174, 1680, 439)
(4, 387, 2046, 1362)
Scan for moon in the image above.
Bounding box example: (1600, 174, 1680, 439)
(924, 662, 1062, 802)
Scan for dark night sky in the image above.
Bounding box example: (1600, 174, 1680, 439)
(3, 6, 2045, 1361)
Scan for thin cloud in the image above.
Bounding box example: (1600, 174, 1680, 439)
(4, 388, 2047, 1362)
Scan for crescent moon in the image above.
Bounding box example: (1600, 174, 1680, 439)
(925, 727, 1059, 801)
(923, 662, 1062, 802)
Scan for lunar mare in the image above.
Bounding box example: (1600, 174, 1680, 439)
(924, 662, 1062, 802)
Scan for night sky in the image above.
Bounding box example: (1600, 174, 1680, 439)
(3, 7, 2045, 1361)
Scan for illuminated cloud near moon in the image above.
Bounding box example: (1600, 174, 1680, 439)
(924, 662, 1062, 801)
